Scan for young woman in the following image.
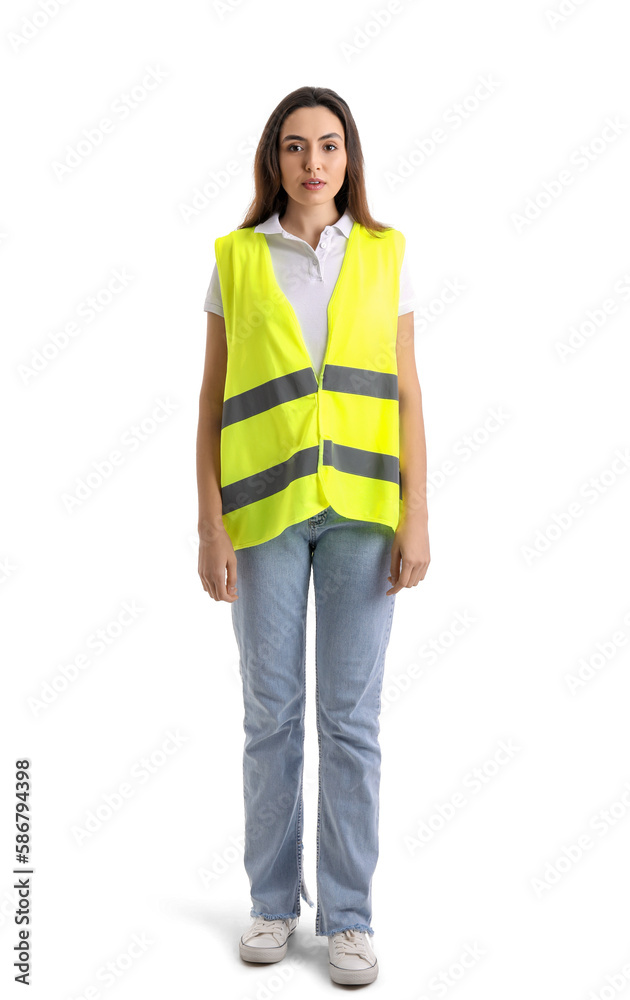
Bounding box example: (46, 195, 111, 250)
(196, 86, 430, 986)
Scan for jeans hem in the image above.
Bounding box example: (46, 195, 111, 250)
(250, 908, 299, 920)
(319, 922, 374, 937)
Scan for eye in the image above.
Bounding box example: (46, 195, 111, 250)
(285, 143, 339, 152)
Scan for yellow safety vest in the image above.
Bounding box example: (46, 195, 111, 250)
(215, 219, 406, 550)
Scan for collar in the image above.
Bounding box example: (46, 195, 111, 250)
(255, 209, 355, 239)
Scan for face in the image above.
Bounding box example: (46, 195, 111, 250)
(277, 105, 348, 208)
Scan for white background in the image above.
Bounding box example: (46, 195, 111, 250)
(3, 0, 630, 997)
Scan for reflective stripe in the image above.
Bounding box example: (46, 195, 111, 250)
(222, 446, 319, 513)
(322, 364, 398, 400)
(221, 368, 318, 429)
(322, 439, 399, 484)
(222, 439, 401, 513)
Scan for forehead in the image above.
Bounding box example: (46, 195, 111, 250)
(281, 105, 344, 135)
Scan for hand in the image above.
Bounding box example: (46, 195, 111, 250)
(198, 527, 239, 602)
(386, 515, 430, 596)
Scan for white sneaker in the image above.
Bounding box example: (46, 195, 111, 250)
(328, 928, 379, 984)
(239, 915, 298, 964)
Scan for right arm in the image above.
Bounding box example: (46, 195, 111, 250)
(196, 310, 239, 602)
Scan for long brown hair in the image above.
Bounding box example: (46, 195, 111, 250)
(238, 86, 391, 237)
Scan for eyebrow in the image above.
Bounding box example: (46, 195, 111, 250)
(280, 133, 343, 143)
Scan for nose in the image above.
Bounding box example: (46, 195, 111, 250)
(304, 147, 322, 172)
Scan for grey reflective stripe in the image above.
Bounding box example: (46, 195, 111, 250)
(322, 364, 398, 400)
(221, 368, 318, 429)
(322, 439, 400, 485)
(222, 446, 319, 514)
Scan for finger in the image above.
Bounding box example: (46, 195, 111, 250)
(216, 575, 238, 602)
(387, 558, 413, 595)
(198, 571, 212, 598)
(225, 557, 238, 601)
(415, 558, 430, 583)
(388, 545, 401, 585)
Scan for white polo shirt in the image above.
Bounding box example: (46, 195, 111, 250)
(203, 209, 416, 378)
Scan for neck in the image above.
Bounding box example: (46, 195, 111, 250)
(279, 200, 343, 244)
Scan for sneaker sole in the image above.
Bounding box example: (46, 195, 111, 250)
(239, 927, 296, 964)
(329, 959, 379, 985)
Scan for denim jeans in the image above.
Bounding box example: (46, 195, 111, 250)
(230, 505, 396, 936)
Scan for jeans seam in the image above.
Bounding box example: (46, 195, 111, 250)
(314, 548, 323, 935)
(371, 594, 395, 936)
(295, 593, 308, 915)
(375, 596, 395, 714)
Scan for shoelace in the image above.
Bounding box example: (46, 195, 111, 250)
(332, 929, 369, 959)
(246, 916, 291, 946)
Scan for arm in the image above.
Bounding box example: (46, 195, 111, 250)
(386, 310, 431, 595)
(196, 311, 239, 602)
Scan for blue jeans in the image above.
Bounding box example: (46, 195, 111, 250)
(230, 505, 396, 936)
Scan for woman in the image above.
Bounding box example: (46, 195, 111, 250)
(196, 86, 430, 986)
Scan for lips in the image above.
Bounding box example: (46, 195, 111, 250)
(303, 179, 325, 187)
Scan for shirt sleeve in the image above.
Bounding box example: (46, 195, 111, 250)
(398, 246, 416, 316)
(204, 261, 224, 316)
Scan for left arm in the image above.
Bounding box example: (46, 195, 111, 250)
(386, 310, 431, 595)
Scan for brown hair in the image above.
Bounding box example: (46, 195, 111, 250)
(238, 86, 391, 237)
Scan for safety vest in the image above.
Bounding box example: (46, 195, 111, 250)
(215, 219, 406, 550)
